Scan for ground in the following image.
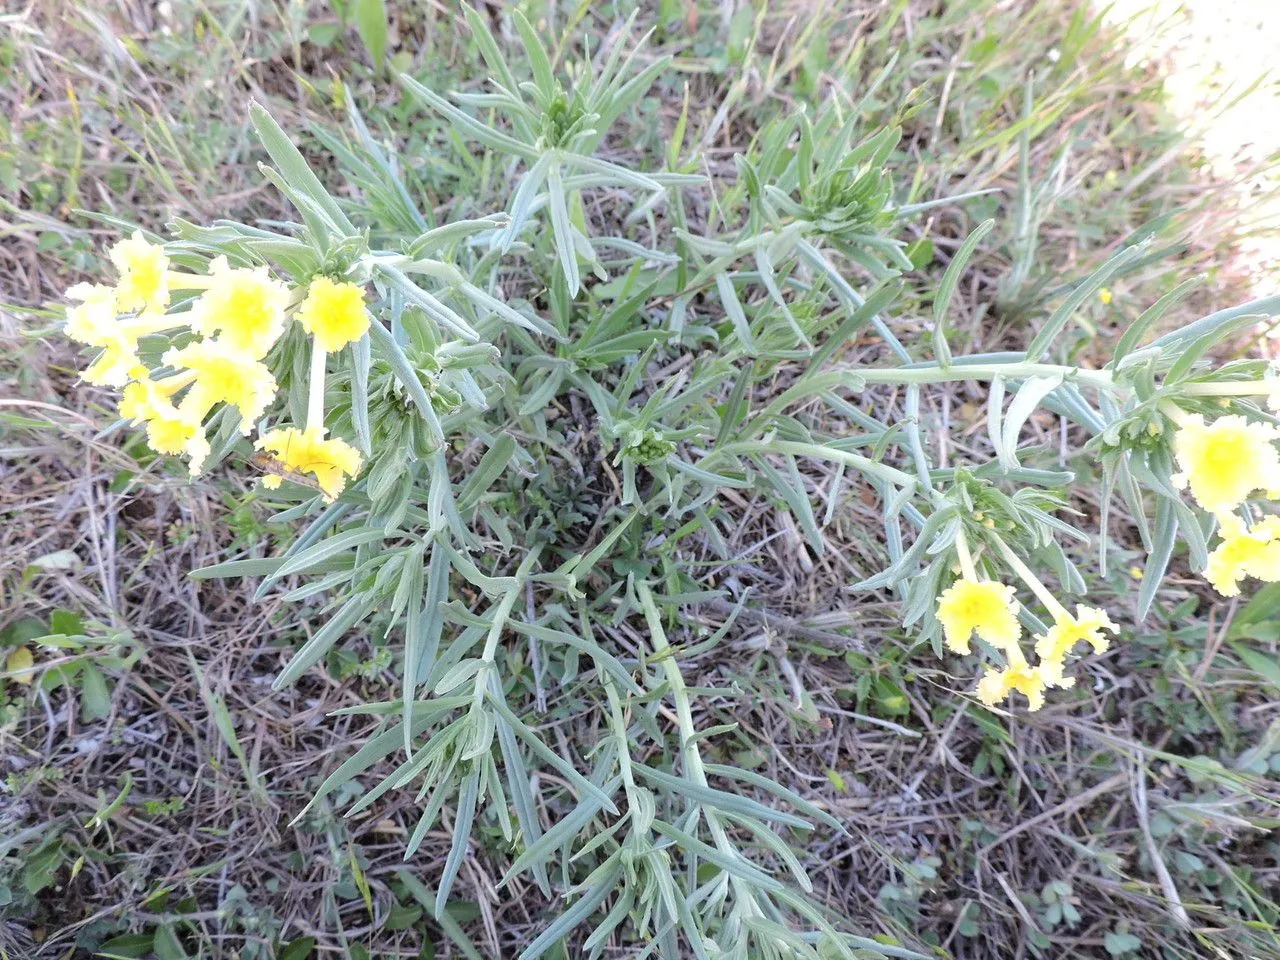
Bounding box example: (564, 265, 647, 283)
(2, 2, 1279, 959)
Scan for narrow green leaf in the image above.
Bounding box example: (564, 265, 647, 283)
(189, 557, 284, 581)
(273, 593, 375, 689)
(352, 0, 388, 69)
(270, 527, 387, 583)
(1026, 242, 1146, 361)
(248, 101, 353, 234)
(519, 861, 624, 960)
(715, 272, 758, 355)
(435, 770, 479, 917)
(351, 335, 373, 456)
(512, 10, 556, 103)
(399, 74, 539, 161)
(367, 319, 446, 447)
(1136, 498, 1177, 621)
(547, 163, 581, 296)
(932, 219, 994, 366)
(397, 870, 484, 960)
(1111, 276, 1201, 368)
(631, 764, 811, 830)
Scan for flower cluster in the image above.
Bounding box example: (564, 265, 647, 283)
(1169, 404, 1280, 596)
(63, 232, 369, 500)
(936, 538, 1117, 712)
(938, 386, 1280, 713)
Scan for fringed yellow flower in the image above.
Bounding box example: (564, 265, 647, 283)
(187, 256, 290, 359)
(296, 275, 371, 352)
(64, 283, 120, 346)
(81, 334, 142, 387)
(936, 578, 1021, 654)
(255, 426, 362, 501)
(65, 281, 184, 386)
(1203, 514, 1280, 596)
(1171, 414, 1280, 517)
(119, 378, 210, 474)
(109, 231, 171, 316)
(64, 282, 135, 386)
(975, 657, 1051, 711)
(1033, 605, 1118, 668)
(164, 340, 277, 432)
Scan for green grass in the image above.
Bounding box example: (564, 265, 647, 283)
(2, 2, 1279, 959)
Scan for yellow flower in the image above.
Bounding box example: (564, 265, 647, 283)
(64, 282, 136, 385)
(109, 230, 170, 315)
(187, 256, 290, 359)
(296, 275, 370, 352)
(164, 340, 277, 433)
(65, 281, 184, 385)
(255, 426, 362, 501)
(119, 377, 210, 474)
(936, 578, 1021, 654)
(64, 283, 120, 345)
(1035, 657, 1076, 691)
(1098, 287, 1113, 306)
(1171, 414, 1280, 517)
(1202, 514, 1280, 596)
(80, 333, 142, 387)
(1034, 605, 1118, 667)
(976, 658, 1051, 711)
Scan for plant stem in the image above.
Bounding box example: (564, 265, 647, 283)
(166, 270, 216, 291)
(955, 528, 978, 581)
(637, 582, 761, 920)
(847, 361, 1117, 392)
(1181, 379, 1278, 399)
(306, 343, 327, 432)
(1159, 400, 1191, 427)
(993, 536, 1071, 622)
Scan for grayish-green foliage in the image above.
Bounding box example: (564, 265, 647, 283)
(167, 10, 1280, 958)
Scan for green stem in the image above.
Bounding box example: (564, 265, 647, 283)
(848, 361, 1118, 392)
(717, 438, 918, 490)
(1181, 379, 1278, 398)
(306, 344, 327, 432)
(1159, 400, 1191, 427)
(637, 582, 761, 919)
(993, 536, 1071, 622)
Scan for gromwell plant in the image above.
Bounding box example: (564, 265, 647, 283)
(56, 10, 1280, 959)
